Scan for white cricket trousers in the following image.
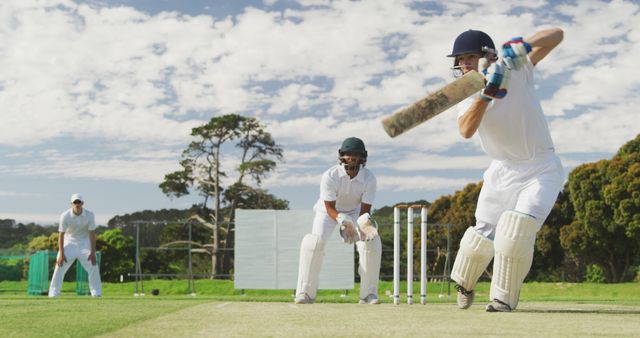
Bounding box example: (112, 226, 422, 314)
(49, 238, 102, 297)
(474, 154, 564, 239)
(311, 210, 382, 299)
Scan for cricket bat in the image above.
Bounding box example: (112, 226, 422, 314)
(382, 70, 485, 138)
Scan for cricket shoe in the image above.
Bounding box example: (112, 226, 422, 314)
(485, 299, 512, 312)
(294, 293, 313, 304)
(455, 284, 474, 309)
(358, 294, 380, 305)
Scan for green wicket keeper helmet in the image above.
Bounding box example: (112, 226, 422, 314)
(339, 137, 367, 170)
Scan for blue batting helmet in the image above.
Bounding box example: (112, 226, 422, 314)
(447, 30, 496, 57)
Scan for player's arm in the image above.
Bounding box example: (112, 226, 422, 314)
(56, 232, 66, 266)
(324, 200, 339, 221)
(88, 230, 97, 265)
(359, 203, 372, 217)
(323, 200, 356, 228)
(458, 56, 510, 139)
(458, 98, 490, 138)
(326, 200, 359, 244)
(527, 28, 563, 66)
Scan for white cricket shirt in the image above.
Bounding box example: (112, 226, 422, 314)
(458, 58, 555, 163)
(313, 164, 377, 213)
(59, 208, 97, 241)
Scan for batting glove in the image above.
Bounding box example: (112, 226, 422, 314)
(502, 37, 532, 70)
(480, 60, 510, 101)
(478, 57, 490, 75)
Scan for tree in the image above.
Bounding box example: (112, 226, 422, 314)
(0, 221, 58, 249)
(218, 119, 285, 273)
(160, 114, 286, 277)
(96, 229, 135, 282)
(223, 183, 289, 210)
(560, 134, 640, 282)
(106, 207, 220, 278)
(529, 190, 576, 281)
(27, 233, 59, 251)
(427, 182, 482, 280)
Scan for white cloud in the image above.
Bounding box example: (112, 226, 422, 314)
(374, 154, 491, 172)
(1, 0, 639, 216)
(0, 158, 177, 183)
(0, 147, 180, 183)
(262, 171, 320, 188)
(0, 191, 41, 197)
(550, 102, 639, 154)
(377, 175, 474, 192)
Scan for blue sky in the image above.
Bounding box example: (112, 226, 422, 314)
(1, 0, 638, 225)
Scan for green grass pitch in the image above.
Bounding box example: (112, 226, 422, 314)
(1, 281, 639, 337)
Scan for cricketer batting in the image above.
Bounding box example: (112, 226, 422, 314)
(447, 28, 565, 312)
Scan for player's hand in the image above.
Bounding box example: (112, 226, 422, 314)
(56, 252, 66, 267)
(502, 37, 531, 70)
(88, 252, 97, 266)
(337, 213, 354, 227)
(481, 60, 510, 101)
(340, 224, 359, 244)
(337, 213, 358, 244)
(356, 213, 379, 241)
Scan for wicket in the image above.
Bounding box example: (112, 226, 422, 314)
(393, 204, 428, 305)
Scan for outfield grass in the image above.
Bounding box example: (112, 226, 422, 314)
(3, 279, 640, 303)
(1, 280, 639, 337)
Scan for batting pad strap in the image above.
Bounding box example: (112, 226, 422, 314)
(451, 227, 494, 291)
(491, 211, 537, 310)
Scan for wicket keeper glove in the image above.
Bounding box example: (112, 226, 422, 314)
(480, 60, 510, 101)
(337, 213, 358, 244)
(356, 213, 378, 241)
(502, 37, 532, 70)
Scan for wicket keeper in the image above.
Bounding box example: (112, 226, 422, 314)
(295, 137, 381, 304)
(448, 28, 565, 312)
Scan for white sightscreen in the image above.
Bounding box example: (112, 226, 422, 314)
(234, 209, 354, 290)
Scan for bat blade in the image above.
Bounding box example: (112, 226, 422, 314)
(382, 70, 485, 138)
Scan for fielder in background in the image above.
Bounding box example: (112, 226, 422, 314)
(295, 137, 381, 304)
(48, 193, 102, 297)
(447, 28, 565, 312)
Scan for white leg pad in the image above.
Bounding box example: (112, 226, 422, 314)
(490, 211, 537, 310)
(295, 234, 326, 300)
(451, 227, 494, 291)
(356, 236, 382, 299)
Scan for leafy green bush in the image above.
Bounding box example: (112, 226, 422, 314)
(585, 264, 606, 283)
(0, 261, 23, 281)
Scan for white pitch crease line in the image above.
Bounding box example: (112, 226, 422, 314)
(216, 302, 231, 308)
